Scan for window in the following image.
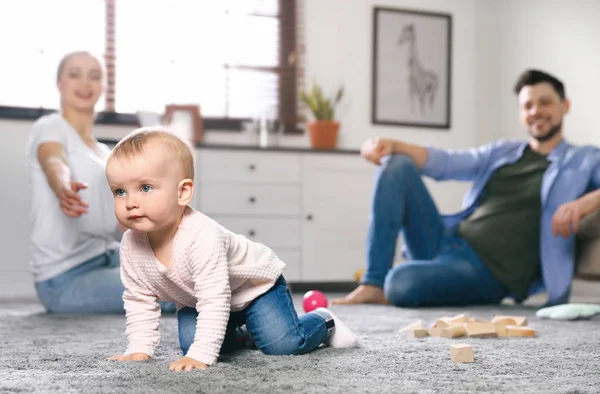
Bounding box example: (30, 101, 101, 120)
(0, 0, 301, 132)
(0, 0, 105, 110)
(115, 1, 280, 119)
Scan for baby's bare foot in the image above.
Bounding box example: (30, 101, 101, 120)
(332, 285, 388, 305)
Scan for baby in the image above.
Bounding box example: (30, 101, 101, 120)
(107, 127, 358, 371)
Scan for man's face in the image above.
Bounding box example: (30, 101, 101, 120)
(518, 82, 570, 142)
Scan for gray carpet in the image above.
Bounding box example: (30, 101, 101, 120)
(1, 298, 599, 394)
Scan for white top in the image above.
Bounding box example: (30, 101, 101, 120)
(26, 112, 120, 282)
(120, 207, 286, 365)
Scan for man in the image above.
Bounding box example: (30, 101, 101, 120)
(334, 69, 600, 308)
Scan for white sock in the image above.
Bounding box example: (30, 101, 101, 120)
(314, 307, 359, 348)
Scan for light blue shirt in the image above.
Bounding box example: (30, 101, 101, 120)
(421, 138, 600, 306)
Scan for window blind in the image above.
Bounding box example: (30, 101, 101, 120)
(109, 0, 299, 131)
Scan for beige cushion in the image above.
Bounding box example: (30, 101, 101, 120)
(576, 209, 600, 278)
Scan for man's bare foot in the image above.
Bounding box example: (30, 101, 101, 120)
(332, 285, 388, 305)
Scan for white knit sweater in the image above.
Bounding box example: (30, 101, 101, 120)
(120, 207, 286, 365)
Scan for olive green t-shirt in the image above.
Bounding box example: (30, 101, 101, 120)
(456, 147, 550, 299)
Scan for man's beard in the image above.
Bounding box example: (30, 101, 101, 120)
(529, 120, 562, 142)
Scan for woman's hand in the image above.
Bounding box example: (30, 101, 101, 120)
(168, 356, 208, 372)
(57, 181, 89, 217)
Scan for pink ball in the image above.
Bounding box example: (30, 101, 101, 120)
(303, 290, 328, 312)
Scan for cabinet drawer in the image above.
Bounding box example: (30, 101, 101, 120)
(210, 216, 301, 249)
(301, 153, 372, 172)
(197, 150, 301, 183)
(200, 184, 301, 216)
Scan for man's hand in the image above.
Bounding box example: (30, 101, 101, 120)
(168, 356, 208, 372)
(552, 193, 600, 237)
(109, 353, 151, 362)
(58, 181, 89, 217)
(361, 137, 396, 165)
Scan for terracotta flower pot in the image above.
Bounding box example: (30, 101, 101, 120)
(307, 121, 340, 150)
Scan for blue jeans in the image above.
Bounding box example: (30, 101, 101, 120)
(35, 249, 176, 314)
(362, 154, 508, 307)
(178, 276, 329, 357)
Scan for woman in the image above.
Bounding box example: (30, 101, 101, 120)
(26, 51, 173, 314)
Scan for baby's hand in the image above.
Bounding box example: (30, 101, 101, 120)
(169, 356, 208, 372)
(109, 353, 151, 362)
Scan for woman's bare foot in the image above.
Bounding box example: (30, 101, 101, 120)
(332, 285, 388, 305)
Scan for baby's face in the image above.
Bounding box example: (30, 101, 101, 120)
(106, 143, 184, 234)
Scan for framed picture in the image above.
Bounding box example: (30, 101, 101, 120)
(163, 104, 204, 144)
(372, 7, 452, 129)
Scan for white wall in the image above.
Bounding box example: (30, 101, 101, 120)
(0, 0, 485, 300)
(475, 0, 600, 146)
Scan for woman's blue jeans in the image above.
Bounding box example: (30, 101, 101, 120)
(35, 249, 175, 314)
(362, 154, 508, 307)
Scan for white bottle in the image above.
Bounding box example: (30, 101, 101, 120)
(259, 118, 268, 148)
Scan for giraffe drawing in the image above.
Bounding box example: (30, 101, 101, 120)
(398, 24, 439, 115)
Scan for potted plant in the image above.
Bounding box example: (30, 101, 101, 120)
(299, 82, 343, 149)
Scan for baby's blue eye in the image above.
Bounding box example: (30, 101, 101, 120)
(115, 189, 125, 197)
(141, 185, 153, 193)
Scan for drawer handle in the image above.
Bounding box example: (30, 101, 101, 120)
(248, 164, 256, 171)
(306, 214, 313, 221)
(248, 229, 256, 237)
(249, 196, 256, 204)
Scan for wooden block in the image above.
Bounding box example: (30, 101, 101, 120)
(441, 324, 467, 338)
(506, 325, 535, 337)
(450, 344, 474, 363)
(405, 328, 429, 338)
(428, 326, 445, 337)
(492, 318, 517, 326)
(464, 322, 498, 338)
(495, 323, 508, 337)
(491, 315, 527, 326)
(399, 320, 422, 333)
(444, 314, 468, 325)
(432, 319, 450, 328)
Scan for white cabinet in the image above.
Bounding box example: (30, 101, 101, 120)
(301, 154, 374, 281)
(192, 147, 375, 283)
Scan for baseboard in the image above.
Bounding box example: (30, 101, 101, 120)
(287, 281, 357, 293)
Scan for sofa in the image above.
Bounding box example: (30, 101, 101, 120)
(576, 209, 600, 279)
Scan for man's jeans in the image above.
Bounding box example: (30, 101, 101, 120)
(35, 249, 176, 314)
(362, 154, 508, 307)
(178, 276, 329, 357)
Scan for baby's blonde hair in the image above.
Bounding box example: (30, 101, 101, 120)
(109, 127, 195, 180)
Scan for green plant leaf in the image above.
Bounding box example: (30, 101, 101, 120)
(301, 81, 344, 121)
(335, 87, 344, 104)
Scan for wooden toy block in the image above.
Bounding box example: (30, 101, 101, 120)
(491, 315, 527, 326)
(506, 325, 535, 337)
(492, 318, 516, 337)
(405, 328, 429, 338)
(428, 326, 445, 337)
(464, 322, 498, 338)
(399, 320, 422, 333)
(450, 344, 474, 363)
(433, 319, 450, 328)
(491, 317, 517, 326)
(444, 314, 468, 325)
(495, 323, 508, 337)
(441, 324, 466, 338)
